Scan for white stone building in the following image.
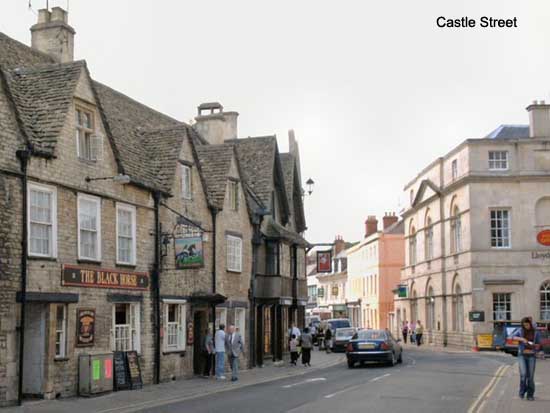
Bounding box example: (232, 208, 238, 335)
(394, 100, 550, 349)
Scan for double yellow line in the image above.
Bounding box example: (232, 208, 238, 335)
(468, 364, 510, 413)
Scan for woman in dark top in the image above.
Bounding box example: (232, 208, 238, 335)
(301, 328, 313, 366)
(512, 317, 542, 400)
(324, 328, 333, 353)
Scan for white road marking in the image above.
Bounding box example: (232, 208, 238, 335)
(323, 374, 391, 399)
(282, 377, 326, 388)
(369, 373, 391, 382)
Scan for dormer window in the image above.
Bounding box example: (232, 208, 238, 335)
(181, 164, 192, 200)
(229, 180, 239, 211)
(76, 106, 101, 161)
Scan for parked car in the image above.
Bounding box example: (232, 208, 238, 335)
(326, 318, 351, 335)
(346, 329, 403, 368)
(333, 328, 356, 352)
(503, 324, 550, 356)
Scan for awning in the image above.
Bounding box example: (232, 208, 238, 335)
(188, 292, 227, 305)
(16, 292, 79, 303)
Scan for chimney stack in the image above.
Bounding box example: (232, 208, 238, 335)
(334, 235, 346, 255)
(527, 100, 550, 138)
(383, 212, 398, 230)
(365, 216, 378, 238)
(31, 7, 75, 63)
(194, 102, 239, 145)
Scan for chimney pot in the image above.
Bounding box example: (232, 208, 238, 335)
(383, 211, 399, 230)
(194, 102, 239, 145)
(365, 216, 378, 238)
(31, 7, 75, 63)
(37, 9, 51, 23)
(527, 99, 550, 138)
(51, 7, 68, 23)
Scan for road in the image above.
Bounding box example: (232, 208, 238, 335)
(138, 349, 514, 413)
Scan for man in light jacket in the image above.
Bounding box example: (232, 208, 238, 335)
(214, 324, 226, 380)
(225, 324, 244, 382)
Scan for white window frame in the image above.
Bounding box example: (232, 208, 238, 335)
(488, 151, 509, 171)
(77, 193, 102, 261)
(111, 302, 141, 353)
(490, 208, 511, 249)
(181, 164, 192, 200)
(226, 235, 243, 272)
(54, 304, 67, 358)
(76, 106, 102, 161)
(234, 308, 246, 345)
(492, 293, 511, 321)
(163, 300, 187, 352)
(28, 182, 57, 258)
(116, 203, 137, 265)
(216, 307, 227, 329)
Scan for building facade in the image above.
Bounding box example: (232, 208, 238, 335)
(347, 214, 404, 330)
(0, 8, 309, 405)
(394, 101, 550, 349)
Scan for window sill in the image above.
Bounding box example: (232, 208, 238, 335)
(77, 259, 102, 265)
(116, 263, 137, 269)
(163, 350, 186, 357)
(227, 269, 242, 274)
(28, 256, 58, 262)
(54, 357, 69, 362)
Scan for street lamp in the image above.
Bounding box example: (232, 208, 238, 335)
(85, 174, 131, 184)
(304, 178, 315, 197)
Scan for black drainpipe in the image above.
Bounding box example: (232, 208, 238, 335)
(210, 208, 218, 327)
(152, 191, 162, 384)
(16, 149, 30, 406)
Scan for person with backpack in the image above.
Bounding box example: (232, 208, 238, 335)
(512, 317, 542, 400)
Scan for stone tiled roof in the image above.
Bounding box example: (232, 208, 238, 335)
(2, 61, 84, 155)
(227, 136, 290, 222)
(280, 152, 306, 232)
(262, 217, 309, 247)
(280, 153, 295, 200)
(0, 33, 53, 68)
(195, 144, 235, 209)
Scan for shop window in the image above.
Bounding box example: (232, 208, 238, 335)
(28, 183, 57, 258)
(216, 307, 227, 329)
(78, 194, 101, 261)
(112, 303, 141, 352)
(164, 302, 186, 352)
(541, 282, 550, 321)
(116, 203, 136, 265)
(493, 293, 511, 321)
(226, 235, 242, 272)
(264, 307, 272, 355)
(55, 304, 67, 358)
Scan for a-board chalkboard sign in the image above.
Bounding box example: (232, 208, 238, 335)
(113, 351, 130, 391)
(126, 351, 143, 389)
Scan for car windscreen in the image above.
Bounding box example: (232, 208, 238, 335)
(329, 320, 351, 329)
(336, 328, 355, 337)
(357, 330, 387, 341)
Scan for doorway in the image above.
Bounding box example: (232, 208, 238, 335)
(193, 311, 207, 375)
(22, 303, 47, 396)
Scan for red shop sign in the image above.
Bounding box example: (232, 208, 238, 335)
(537, 230, 550, 246)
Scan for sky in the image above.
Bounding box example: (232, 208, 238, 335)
(3, 0, 550, 244)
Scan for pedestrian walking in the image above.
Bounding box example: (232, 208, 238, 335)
(512, 317, 542, 400)
(324, 327, 333, 353)
(402, 321, 409, 344)
(301, 327, 313, 366)
(289, 334, 299, 365)
(415, 321, 423, 346)
(202, 328, 215, 377)
(290, 323, 301, 338)
(410, 321, 416, 344)
(225, 324, 244, 382)
(214, 324, 226, 380)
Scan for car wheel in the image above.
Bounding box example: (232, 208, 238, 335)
(389, 352, 397, 366)
(347, 360, 355, 369)
(397, 352, 403, 364)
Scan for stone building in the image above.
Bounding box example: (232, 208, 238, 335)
(0, 7, 309, 405)
(346, 214, 404, 330)
(394, 99, 550, 349)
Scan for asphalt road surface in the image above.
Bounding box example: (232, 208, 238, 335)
(138, 349, 514, 413)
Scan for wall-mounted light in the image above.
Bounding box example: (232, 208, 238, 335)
(85, 174, 131, 184)
(303, 178, 315, 197)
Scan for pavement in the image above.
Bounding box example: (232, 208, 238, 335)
(479, 355, 550, 413)
(4, 349, 345, 413)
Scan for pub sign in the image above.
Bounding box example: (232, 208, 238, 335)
(76, 308, 95, 347)
(62, 265, 149, 290)
(317, 251, 332, 273)
(175, 236, 204, 269)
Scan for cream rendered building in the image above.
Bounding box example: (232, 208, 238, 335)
(394, 101, 550, 349)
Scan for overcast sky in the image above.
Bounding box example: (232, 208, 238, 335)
(4, 0, 550, 244)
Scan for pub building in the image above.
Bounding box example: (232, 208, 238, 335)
(0, 8, 310, 406)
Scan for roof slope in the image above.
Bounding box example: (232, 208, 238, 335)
(3, 61, 84, 154)
(485, 124, 529, 140)
(195, 144, 235, 209)
(0, 32, 53, 68)
(280, 152, 306, 232)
